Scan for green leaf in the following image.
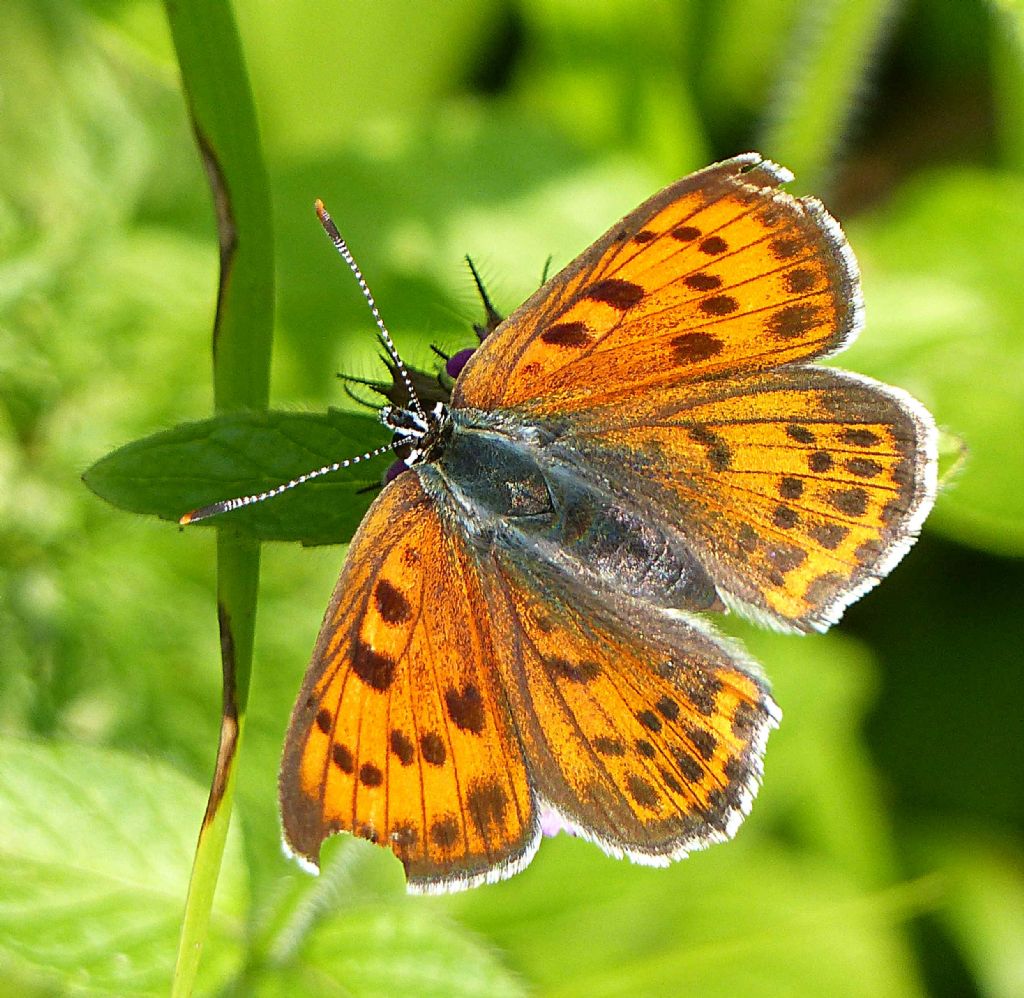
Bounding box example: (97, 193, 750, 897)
(0, 737, 248, 997)
(233, 0, 505, 158)
(449, 836, 931, 998)
(82, 409, 385, 546)
(260, 906, 526, 998)
(842, 168, 1024, 556)
(515, 1, 706, 170)
(911, 825, 1024, 998)
(238, 838, 524, 997)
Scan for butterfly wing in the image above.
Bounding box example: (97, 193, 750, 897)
(538, 366, 936, 632)
(478, 546, 779, 859)
(451, 152, 936, 631)
(280, 466, 779, 887)
(279, 471, 539, 893)
(453, 153, 860, 410)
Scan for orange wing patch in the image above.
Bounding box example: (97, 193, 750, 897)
(552, 366, 937, 631)
(480, 554, 779, 859)
(280, 472, 538, 892)
(454, 154, 860, 410)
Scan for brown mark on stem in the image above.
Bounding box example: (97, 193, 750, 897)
(202, 601, 240, 827)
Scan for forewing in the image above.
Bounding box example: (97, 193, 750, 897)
(453, 153, 860, 410)
(279, 471, 538, 893)
(479, 546, 780, 861)
(548, 365, 937, 631)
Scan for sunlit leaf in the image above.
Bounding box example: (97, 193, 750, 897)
(83, 409, 385, 546)
(912, 826, 1024, 998)
(843, 169, 1024, 555)
(0, 738, 247, 997)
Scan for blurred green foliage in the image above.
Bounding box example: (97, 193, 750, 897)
(1, 0, 1022, 995)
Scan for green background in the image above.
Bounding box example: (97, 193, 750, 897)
(2, 1, 1023, 995)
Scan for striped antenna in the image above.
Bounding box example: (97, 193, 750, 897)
(314, 199, 425, 419)
(179, 203, 424, 527)
(178, 441, 398, 525)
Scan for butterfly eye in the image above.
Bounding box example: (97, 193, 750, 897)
(446, 348, 476, 379)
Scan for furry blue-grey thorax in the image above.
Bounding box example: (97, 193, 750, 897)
(397, 403, 725, 617)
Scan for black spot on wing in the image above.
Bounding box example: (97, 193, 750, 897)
(584, 278, 644, 310)
(430, 814, 460, 848)
(445, 684, 486, 734)
(359, 762, 383, 787)
(673, 332, 724, 364)
(685, 272, 721, 291)
(352, 641, 396, 691)
(420, 732, 446, 766)
(829, 487, 869, 517)
(466, 778, 509, 838)
(332, 743, 354, 774)
(374, 579, 411, 624)
(390, 729, 415, 766)
(541, 321, 592, 347)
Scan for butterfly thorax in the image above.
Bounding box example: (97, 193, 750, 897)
(417, 407, 723, 614)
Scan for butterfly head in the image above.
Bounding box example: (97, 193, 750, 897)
(380, 400, 452, 473)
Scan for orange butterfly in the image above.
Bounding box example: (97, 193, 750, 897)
(191, 154, 937, 893)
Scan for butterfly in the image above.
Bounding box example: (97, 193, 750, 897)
(188, 153, 937, 893)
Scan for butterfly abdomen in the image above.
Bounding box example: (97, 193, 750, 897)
(537, 471, 723, 613)
(432, 410, 722, 613)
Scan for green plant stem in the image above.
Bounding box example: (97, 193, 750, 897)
(164, 0, 274, 995)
